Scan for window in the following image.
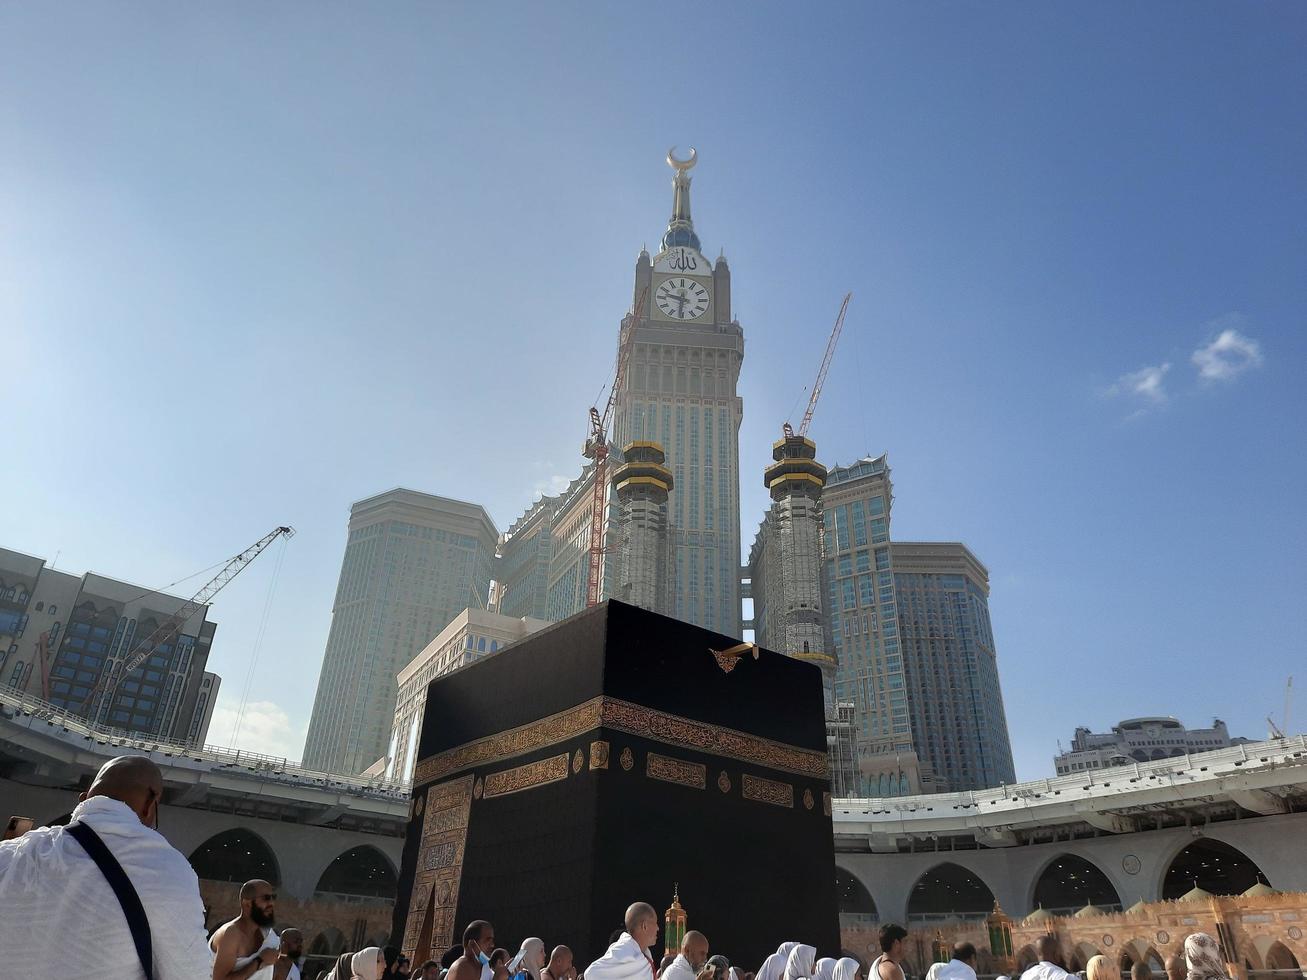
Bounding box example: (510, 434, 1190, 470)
(35, 601, 44, 612)
(48, 605, 57, 616)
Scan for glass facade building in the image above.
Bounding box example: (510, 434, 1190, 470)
(891, 541, 1017, 792)
(303, 489, 498, 775)
(822, 456, 923, 795)
(0, 547, 219, 744)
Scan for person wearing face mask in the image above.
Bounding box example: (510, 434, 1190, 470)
(275, 929, 305, 980)
(449, 920, 498, 980)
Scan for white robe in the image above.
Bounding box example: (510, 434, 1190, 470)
(0, 795, 213, 979)
(661, 954, 697, 980)
(584, 933, 655, 980)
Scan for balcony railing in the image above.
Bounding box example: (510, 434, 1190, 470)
(0, 682, 411, 800)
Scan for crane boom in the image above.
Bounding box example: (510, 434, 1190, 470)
(795, 292, 852, 438)
(584, 286, 649, 606)
(80, 525, 295, 716)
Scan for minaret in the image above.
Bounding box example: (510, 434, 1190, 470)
(610, 442, 674, 614)
(762, 432, 834, 709)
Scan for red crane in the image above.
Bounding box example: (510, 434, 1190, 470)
(784, 292, 853, 439)
(583, 285, 649, 606)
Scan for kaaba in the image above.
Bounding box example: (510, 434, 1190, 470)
(393, 600, 839, 968)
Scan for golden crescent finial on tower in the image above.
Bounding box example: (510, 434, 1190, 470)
(667, 146, 697, 171)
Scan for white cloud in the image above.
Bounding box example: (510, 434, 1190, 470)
(1107, 362, 1171, 405)
(1192, 321, 1263, 381)
(532, 473, 573, 498)
(206, 697, 306, 762)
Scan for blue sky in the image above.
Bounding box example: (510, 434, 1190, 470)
(3, 3, 1304, 779)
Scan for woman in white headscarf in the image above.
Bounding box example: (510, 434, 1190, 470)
(1184, 934, 1231, 980)
(351, 947, 385, 980)
(832, 958, 862, 980)
(777, 945, 800, 963)
(758, 953, 787, 980)
(815, 960, 837, 980)
(511, 939, 546, 980)
(784, 946, 817, 980)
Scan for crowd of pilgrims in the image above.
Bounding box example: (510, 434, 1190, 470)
(315, 905, 869, 980)
(306, 907, 1247, 980)
(312, 911, 1243, 980)
(0, 757, 1247, 980)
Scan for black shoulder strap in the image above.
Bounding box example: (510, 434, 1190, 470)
(66, 820, 155, 980)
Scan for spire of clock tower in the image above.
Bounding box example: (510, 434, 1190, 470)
(662, 146, 701, 252)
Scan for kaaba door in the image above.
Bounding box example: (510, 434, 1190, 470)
(414, 882, 436, 966)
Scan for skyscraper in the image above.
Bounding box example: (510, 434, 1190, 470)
(821, 456, 924, 795)
(303, 489, 498, 774)
(613, 149, 744, 635)
(499, 150, 741, 634)
(891, 541, 1016, 791)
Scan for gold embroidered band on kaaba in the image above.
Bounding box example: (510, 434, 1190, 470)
(411, 695, 828, 785)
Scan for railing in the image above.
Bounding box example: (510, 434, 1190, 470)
(0, 683, 411, 800)
(833, 734, 1307, 815)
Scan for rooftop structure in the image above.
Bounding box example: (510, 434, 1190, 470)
(1055, 717, 1252, 774)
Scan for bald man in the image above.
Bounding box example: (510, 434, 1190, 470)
(211, 879, 281, 980)
(1019, 936, 1070, 980)
(543, 946, 576, 980)
(660, 931, 716, 980)
(0, 754, 212, 979)
(584, 903, 661, 980)
(1164, 954, 1185, 980)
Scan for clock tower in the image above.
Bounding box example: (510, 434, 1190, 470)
(613, 149, 744, 636)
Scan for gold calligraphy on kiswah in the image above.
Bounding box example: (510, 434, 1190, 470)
(412, 696, 827, 784)
(482, 753, 570, 798)
(646, 752, 707, 790)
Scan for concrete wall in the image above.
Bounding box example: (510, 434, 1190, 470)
(2, 776, 404, 902)
(836, 811, 1307, 924)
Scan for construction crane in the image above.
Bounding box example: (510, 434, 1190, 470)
(784, 292, 852, 440)
(1268, 676, 1294, 739)
(79, 525, 295, 717)
(582, 285, 649, 606)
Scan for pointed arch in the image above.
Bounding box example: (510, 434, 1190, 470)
(308, 927, 346, 956)
(314, 844, 398, 899)
(1263, 942, 1300, 973)
(1073, 943, 1102, 969)
(836, 866, 877, 916)
(1030, 852, 1122, 914)
(187, 828, 281, 885)
(1160, 837, 1268, 899)
(907, 861, 996, 921)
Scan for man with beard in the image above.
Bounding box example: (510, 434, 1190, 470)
(211, 878, 281, 980)
(275, 928, 305, 980)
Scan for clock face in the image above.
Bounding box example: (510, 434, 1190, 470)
(655, 277, 709, 320)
